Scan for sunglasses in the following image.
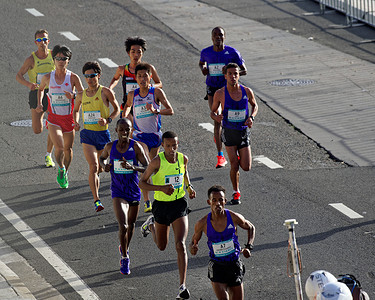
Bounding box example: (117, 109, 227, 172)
(83, 73, 98, 78)
(35, 37, 49, 42)
(54, 56, 69, 61)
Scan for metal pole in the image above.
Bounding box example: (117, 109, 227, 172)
(284, 219, 304, 300)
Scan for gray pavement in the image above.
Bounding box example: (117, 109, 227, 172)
(2, 0, 374, 299)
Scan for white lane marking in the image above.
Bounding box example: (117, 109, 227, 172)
(98, 58, 119, 68)
(0, 199, 100, 300)
(329, 203, 364, 219)
(25, 8, 44, 17)
(199, 122, 214, 133)
(58, 31, 80, 41)
(253, 155, 283, 169)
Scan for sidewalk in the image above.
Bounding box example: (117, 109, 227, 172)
(134, 0, 375, 167)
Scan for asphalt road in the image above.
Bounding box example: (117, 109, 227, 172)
(0, 0, 374, 299)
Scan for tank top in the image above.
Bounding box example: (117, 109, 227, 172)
(109, 139, 141, 201)
(207, 209, 241, 262)
(81, 85, 110, 131)
(132, 87, 161, 134)
(222, 85, 249, 131)
(47, 70, 74, 116)
(27, 50, 55, 86)
(152, 152, 186, 202)
(121, 64, 139, 103)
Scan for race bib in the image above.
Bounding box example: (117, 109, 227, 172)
(126, 82, 139, 93)
(228, 109, 246, 123)
(51, 93, 69, 107)
(164, 173, 183, 189)
(83, 110, 101, 124)
(208, 63, 225, 76)
(36, 72, 49, 85)
(134, 103, 153, 119)
(212, 239, 235, 257)
(114, 159, 134, 174)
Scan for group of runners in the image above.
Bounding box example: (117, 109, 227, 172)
(16, 27, 257, 300)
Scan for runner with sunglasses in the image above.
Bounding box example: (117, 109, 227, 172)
(16, 29, 55, 167)
(37, 45, 84, 189)
(73, 61, 120, 212)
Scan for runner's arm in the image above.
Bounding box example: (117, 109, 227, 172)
(36, 74, 49, 113)
(183, 155, 196, 199)
(109, 65, 124, 90)
(131, 141, 149, 172)
(139, 157, 174, 195)
(99, 143, 112, 172)
(210, 88, 224, 123)
(244, 87, 258, 128)
(190, 217, 206, 255)
(154, 88, 174, 116)
(103, 87, 120, 122)
(231, 211, 255, 258)
(239, 63, 247, 76)
(16, 55, 37, 90)
(123, 91, 134, 118)
(150, 64, 162, 89)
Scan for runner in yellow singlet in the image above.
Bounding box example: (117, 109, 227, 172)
(16, 29, 55, 167)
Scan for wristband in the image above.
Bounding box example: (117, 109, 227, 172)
(250, 116, 254, 121)
(186, 183, 194, 190)
(107, 117, 112, 124)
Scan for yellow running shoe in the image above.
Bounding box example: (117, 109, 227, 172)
(144, 200, 152, 213)
(45, 155, 55, 168)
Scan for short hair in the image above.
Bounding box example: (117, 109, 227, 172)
(162, 131, 178, 141)
(35, 29, 48, 39)
(207, 185, 226, 198)
(82, 61, 102, 75)
(223, 63, 239, 74)
(52, 45, 72, 60)
(125, 36, 147, 53)
(116, 118, 132, 128)
(135, 62, 152, 76)
(211, 26, 225, 36)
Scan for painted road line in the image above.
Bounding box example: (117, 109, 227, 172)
(329, 203, 364, 219)
(0, 199, 100, 300)
(254, 155, 283, 169)
(98, 58, 119, 68)
(25, 8, 44, 17)
(199, 122, 214, 133)
(58, 31, 80, 41)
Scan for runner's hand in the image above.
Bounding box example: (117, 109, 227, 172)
(190, 239, 198, 255)
(35, 104, 44, 113)
(30, 83, 39, 91)
(241, 248, 251, 258)
(104, 163, 112, 172)
(74, 122, 80, 131)
(162, 184, 175, 195)
(98, 117, 106, 126)
(187, 186, 196, 199)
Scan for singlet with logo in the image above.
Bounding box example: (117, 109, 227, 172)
(200, 45, 245, 88)
(132, 87, 161, 134)
(222, 85, 249, 131)
(207, 209, 241, 262)
(121, 64, 139, 103)
(152, 152, 185, 202)
(47, 70, 74, 116)
(109, 139, 141, 201)
(81, 85, 110, 131)
(27, 50, 55, 86)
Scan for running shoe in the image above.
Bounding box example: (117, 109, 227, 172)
(176, 285, 190, 299)
(94, 200, 104, 212)
(141, 215, 154, 237)
(56, 168, 68, 189)
(216, 155, 227, 168)
(228, 192, 241, 205)
(120, 257, 130, 275)
(144, 200, 152, 213)
(45, 155, 55, 168)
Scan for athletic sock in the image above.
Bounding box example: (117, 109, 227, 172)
(218, 151, 224, 157)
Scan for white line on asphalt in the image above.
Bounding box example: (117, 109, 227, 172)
(58, 31, 80, 41)
(25, 8, 44, 17)
(0, 199, 100, 300)
(98, 58, 119, 68)
(329, 203, 364, 219)
(253, 155, 283, 169)
(198, 122, 214, 133)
